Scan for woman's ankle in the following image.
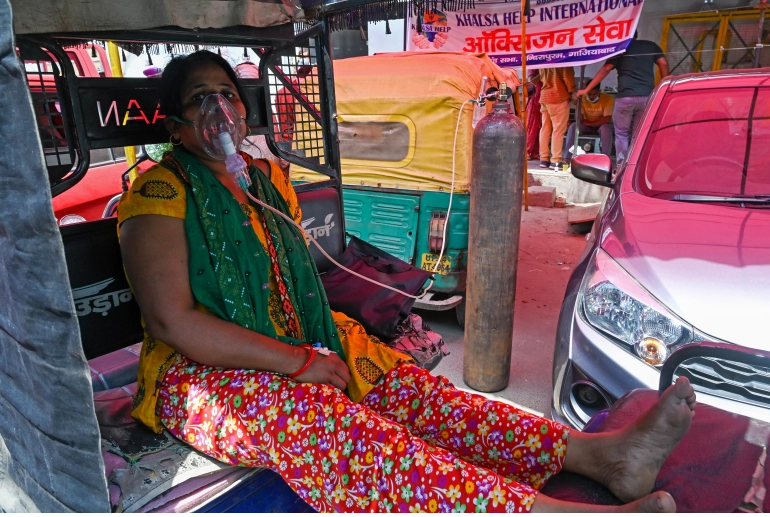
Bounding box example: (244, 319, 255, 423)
(561, 429, 620, 485)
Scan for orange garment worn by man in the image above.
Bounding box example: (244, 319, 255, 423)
(537, 67, 575, 170)
(274, 62, 313, 143)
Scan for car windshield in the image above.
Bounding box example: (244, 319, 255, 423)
(638, 87, 770, 198)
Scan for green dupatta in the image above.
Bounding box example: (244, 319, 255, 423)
(164, 148, 345, 359)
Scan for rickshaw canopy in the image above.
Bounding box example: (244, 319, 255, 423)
(1, 0, 401, 511)
(10, 0, 475, 35)
(2, 0, 489, 511)
(10, 0, 310, 34)
(293, 51, 520, 193)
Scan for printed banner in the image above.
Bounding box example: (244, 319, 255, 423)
(407, 0, 644, 68)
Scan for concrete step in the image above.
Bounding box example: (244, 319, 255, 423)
(567, 203, 602, 224)
(527, 185, 557, 208)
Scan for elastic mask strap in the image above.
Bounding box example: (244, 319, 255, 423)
(170, 115, 195, 126)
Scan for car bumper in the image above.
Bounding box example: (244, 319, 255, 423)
(552, 291, 770, 429)
(551, 290, 658, 428)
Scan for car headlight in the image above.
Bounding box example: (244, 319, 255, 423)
(579, 248, 693, 366)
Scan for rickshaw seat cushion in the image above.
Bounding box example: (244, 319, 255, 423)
(88, 344, 141, 392)
(60, 218, 144, 360)
(541, 389, 764, 512)
(295, 187, 344, 274)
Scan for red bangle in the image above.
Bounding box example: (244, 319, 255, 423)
(288, 344, 316, 378)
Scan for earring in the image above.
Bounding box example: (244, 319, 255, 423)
(246, 126, 252, 137)
(170, 135, 182, 146)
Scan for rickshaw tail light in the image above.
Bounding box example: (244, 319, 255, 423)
(429, 212, 447, 252)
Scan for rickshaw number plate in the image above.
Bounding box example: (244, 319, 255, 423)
(421, 254, 452, 275)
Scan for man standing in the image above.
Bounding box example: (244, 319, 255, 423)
(536, 67, 575, 170)
(564, 80, 614, 162)
(578, 33, 669, 164)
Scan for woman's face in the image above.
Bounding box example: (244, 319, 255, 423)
(171, 62, 247, 160)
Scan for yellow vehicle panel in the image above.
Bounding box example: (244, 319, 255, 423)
(291, 52, 520, 193)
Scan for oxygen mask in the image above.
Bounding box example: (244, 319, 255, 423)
(194, 94, 251, 191)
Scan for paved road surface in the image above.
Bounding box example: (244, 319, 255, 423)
(419, 206, 587, 418)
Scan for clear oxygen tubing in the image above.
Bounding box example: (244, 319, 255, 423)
(471, 76, 489, 128)
(194, 95, 434, 300)
(431, 98, 471, 276)
(243, 188, 434, 300)
(430, 90, 500, 275)
(227, 93, 497, 299)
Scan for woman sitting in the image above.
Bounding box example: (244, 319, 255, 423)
(118, 51, 696, 513)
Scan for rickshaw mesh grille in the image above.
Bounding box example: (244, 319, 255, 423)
(265, 38, 329, 169)
(17, 45, 76, 181)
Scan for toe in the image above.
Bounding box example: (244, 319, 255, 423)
(637, 492, 676, 513)
(685, 391, 697, 409)
(672, 376, 694, 400)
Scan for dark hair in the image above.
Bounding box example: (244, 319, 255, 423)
(159, 50, 251, 123)
(585, 78, 601, 91)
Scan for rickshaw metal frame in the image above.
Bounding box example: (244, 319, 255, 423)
(257, 21, 344, 182)
(19, 35, 92, 197)
(20, 20, 346, 201)
(1, 2, 448, 512)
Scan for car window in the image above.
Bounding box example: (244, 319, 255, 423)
(638, 87, 770, 197)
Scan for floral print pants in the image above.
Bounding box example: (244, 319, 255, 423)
(158, 359, 569, 513)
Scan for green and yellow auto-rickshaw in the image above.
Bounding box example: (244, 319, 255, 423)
(290, 51, 520, 325)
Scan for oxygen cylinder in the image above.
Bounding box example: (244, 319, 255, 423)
(463, 89, 526, 392)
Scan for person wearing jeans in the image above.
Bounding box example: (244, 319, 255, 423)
(534, 67, 575, 170)
(610, 96, 647, 162)
(564, 80, 614, 161)
(578, 32, 669, 165)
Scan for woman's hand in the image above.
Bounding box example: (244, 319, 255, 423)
(294, 351, 350, 391)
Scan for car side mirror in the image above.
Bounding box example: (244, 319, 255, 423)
(571, 154, 613, 187)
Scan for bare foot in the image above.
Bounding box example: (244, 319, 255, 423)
(600, 377, 696, 502)
(532, 490, 676, 512)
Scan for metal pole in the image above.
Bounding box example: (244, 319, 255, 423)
(106, 42, 137, 181)
(753, 0, 767, 69)
(572, 65, 585, 161)
(464, 100, 526, 392)
(403, 15, 408, 51)
(521, 0, 529, 211)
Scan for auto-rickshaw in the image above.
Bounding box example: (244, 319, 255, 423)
(290, 51, 520, 325)
(3, 0, 770, 512)
(3, 0, 418, 510)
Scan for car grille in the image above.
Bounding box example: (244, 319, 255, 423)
(675, 357, 770, 410)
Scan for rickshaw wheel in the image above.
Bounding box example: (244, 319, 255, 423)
(456, 300, 466, 329)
